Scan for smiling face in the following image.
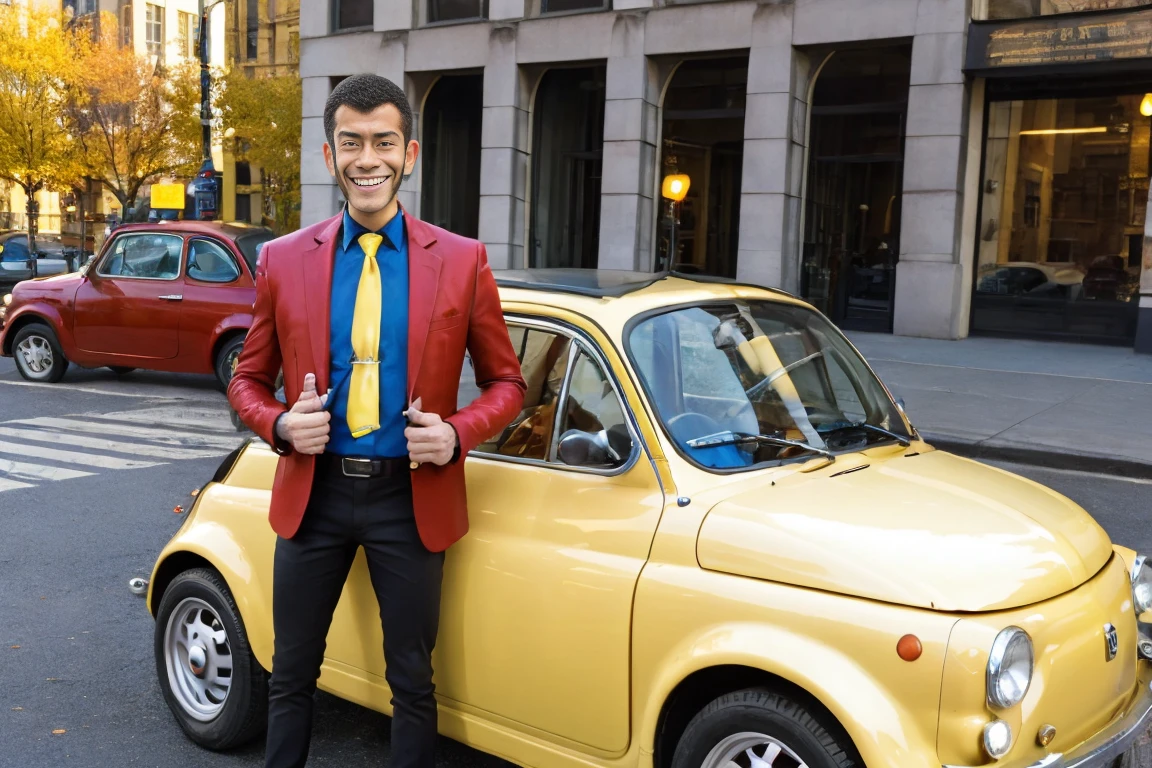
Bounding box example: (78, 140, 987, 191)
(323, 103, 420, 231)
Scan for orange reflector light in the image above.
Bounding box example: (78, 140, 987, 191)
(897, 634, 922, 661)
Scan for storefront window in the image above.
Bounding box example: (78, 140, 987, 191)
(420, 74, 483, 239)
(981, 0, 1152, 20)
(801, 46, 911, 333)
(973, 94, 1147, 341)
(657, 57, 748, 278)
(529, 66, 606, 269)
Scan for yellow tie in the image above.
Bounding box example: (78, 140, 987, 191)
(347, 232, 383, 439)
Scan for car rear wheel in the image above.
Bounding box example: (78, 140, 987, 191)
(214, 336, 245, 389)
(155, 568, 267, 750)
(12, 322, 68, 383)
(672, 689, 858, 768)
(107, 366, 136, 375)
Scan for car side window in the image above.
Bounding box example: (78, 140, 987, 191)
(98, 234, 183, 280)
(1, 237, 29, 262)
(466, 325, 572, 462)
(555, 348, 633, 469)
(186, 238, 241, 283)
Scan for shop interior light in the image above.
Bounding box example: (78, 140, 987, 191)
(1142, 94, 1152, 117)
(1018, 127, 1108, 136)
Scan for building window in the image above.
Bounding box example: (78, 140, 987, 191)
(429, 0, 487, 23)
(972, 92, 1147, 342)
(542, 0, 607, 12)
(178, 12, 198, 60)
(982, 0, 1151, 20)
(530, 66, 606, 269)
(235, 162, 252, 186)
(246, 0, 259, 59)
(801, 46, 911, 333)
(145, 4, 163, 57)
(122, 5, 133, 47)
(335, 0, 373, 29)
(421, 74, 483, 239)
(76, 0, 98, 15)
(657, 57, 748, 278)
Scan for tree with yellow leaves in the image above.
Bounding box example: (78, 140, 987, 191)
(218, 68, 301, 233)
(0, 4, 86, 252)
(65, 12, 202, 214)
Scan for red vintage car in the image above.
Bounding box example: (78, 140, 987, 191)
(0, 221, 274, 387)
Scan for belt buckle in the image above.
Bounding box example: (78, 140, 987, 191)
(341, 457, 374, 478)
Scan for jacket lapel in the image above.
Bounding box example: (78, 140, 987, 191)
(301, 213, 342, 393)
(405, 215, 441, 401)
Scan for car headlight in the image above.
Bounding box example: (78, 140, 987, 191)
(987, 627, 1034, 708)
(1133, 555, 1152, 618)
(2, 293, 11, 306)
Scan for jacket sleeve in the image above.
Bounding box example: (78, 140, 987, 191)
(227, 242, 291, 455)
(445, 243, 527, 456)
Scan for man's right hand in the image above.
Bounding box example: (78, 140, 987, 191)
(275, 373, 330, 454)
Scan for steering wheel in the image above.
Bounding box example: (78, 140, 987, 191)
(666, 411, 724, 438)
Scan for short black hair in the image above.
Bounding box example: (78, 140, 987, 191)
(323, 74, 414, 148)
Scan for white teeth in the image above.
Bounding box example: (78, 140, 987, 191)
(353, 177, 386, 187)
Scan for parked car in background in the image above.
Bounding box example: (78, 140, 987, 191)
(0, 221, 274, 387)
(0, 232, 84, 291)
(143, 270, 1152, 768)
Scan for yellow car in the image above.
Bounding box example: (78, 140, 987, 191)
(143, 270, 1152, 768)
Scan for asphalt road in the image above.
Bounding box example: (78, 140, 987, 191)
(1, 356, 1149, 767)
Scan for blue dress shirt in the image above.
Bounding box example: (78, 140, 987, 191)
(326, 207, 409, 458)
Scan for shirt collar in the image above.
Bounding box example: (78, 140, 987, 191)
(341, 206, 405, 253)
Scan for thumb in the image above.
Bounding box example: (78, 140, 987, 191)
(302, 373, 317, 395)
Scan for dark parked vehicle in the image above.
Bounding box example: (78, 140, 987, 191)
(0, 232, 84, 290)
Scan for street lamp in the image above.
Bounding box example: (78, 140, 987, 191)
(661, 173, 690, 272)
(191, 0, 228, 220)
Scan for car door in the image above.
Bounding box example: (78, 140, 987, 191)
(322, 317, 665, 753)
(72, 232, 185, 358)
(179, 236, 252, 356)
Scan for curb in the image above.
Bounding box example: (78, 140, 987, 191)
(922, 432, 1152, 480)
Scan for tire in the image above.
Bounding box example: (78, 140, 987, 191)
(154, 568, 267, 751)
(214, 335, 245, 389)
(107, 366, 137, 375)
(11, 322, 69, 383)
(672, 689, 858, 768)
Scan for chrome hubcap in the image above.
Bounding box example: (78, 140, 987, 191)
(164, 598, 233, 721)
(701, 733, 809, 768)
(16, 335, 52, 374)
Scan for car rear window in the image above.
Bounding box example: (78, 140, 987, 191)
(234, 231, 275, 273)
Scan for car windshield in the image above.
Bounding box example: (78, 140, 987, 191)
(233, 231, 274, 273)
(626, 301, 910, 471)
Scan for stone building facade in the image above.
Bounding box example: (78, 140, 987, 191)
(301, 0, 1152, 350)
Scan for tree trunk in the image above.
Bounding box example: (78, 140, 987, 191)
(25, 183, 37, 277)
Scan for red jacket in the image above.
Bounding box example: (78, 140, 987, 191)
(227, 211, 526, 552)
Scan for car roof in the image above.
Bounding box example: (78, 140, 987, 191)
(494, 269, 804, 330)
(111, 221, 274, 241)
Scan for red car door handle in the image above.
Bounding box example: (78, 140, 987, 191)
(158, 294, 183, 301)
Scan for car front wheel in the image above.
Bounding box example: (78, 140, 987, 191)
(672, 689, 858, 768)
(12, 322, 68, 383)
(154, 568, 267, 750)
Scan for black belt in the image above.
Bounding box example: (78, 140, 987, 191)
(317, 453, 416, 478)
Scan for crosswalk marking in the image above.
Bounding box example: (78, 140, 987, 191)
(11, 417, 240, 450)
(0, 458, 93, 482)
(0, 427, 230, 460)
(0, 441, 163, 470)
(0, 405, 246, 495)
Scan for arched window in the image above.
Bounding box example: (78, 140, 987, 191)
(420, 74, 483, 239)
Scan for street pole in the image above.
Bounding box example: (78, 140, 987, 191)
(192, 0, 221, 220)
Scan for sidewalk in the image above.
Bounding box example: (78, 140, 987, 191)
(847, 331, 1152, 477)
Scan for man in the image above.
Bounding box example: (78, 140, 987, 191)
(228, 74, 526, 768)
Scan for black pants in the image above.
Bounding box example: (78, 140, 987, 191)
(264, 463, 444, 768)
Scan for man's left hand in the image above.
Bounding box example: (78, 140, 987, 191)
(404, 397, 457, 466)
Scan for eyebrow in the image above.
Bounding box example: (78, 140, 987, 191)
(336, 130, 401, 141)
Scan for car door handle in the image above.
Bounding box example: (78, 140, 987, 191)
(158, 294, 183, 301)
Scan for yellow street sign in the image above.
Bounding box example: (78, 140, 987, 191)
(151, 183, 185, 210)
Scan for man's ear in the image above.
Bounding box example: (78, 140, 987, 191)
(403, 140, 420, 178)
(322, 142, 336, 178)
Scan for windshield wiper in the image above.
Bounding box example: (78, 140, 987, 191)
(819, 421, 910, 447)
(685, 430, 834, 458)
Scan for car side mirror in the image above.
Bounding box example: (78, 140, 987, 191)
(557, 429, 616, 469)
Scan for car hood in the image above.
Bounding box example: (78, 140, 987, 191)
(695, 450, 1113, 612)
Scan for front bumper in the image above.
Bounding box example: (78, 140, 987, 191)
(947, 665, 1151, 768)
